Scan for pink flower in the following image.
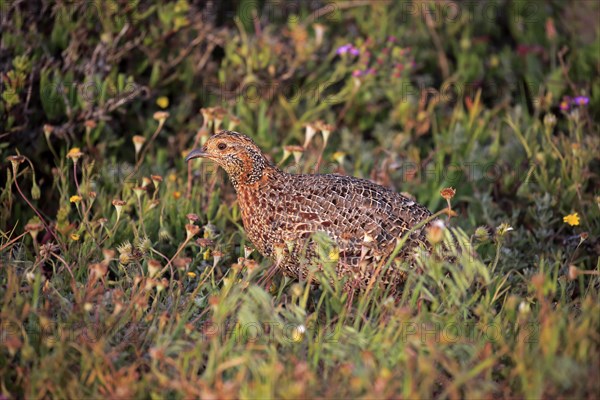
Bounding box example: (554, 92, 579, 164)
(560, 97, 571, 111)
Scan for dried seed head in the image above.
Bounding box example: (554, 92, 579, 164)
(173, 257, 192, 271)
(25, 219, 44, 240)
(318, 122, 335, 145)
(117, 241, 132, 254)
(426, 220, 445, 245)
(119, 252, 131, 265)
(90, 262, 108, 279)
(303, 123, 318, 148)
(132, 135, 146, 156)
(185, 224, 201, 240)
(7, 155, 25, 174)
(313, 23, 326, 47)
(39, 242, 59, 259)
(244, 245, 254, 258)
(243, 259, 259, 272)
(568, 265, 579, 281)
(213, 107, 227, 131)
(153, 111, 170, 122)
(148, 199, 160, 210)
(496, 223, 514, 237)
(112, 199, 126, 209)
(474, 226, 490, 242)
(102, 248, 116, 262)
(228, 115, 240, 131)
(147, 259, 162, 277)
(186, 213, 200, 224)
(151, 175, 163, 188)
(159, 228, 172, 242)
(196, 238, 214, 248)
(112, 199, 126, 221)
(212, 250, 223, 267)
(136, 236, 152, 253)
(440, 187, 456, 200)
(200, 108, 214, 126)
(43, 124, 55, 136)
(284, 145, 304, 164)
(133, 186, 146, 200)
(95, 217, 108, 227)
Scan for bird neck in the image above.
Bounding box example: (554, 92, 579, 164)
(228, 148, 280, 189)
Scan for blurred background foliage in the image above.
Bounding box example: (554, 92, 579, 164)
(0, 0, 599, 398)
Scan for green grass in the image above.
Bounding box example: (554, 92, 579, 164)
(1, 1, 599, 398)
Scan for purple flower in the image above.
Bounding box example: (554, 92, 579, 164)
(367, 68, 376, 75)
(352, 69, 364, 77)
(336, 44, 352, 55)
(387, 35, 397, 43)
(560, 97, 570, 111)
(336, 44, 360, 56)
(572, 96, 590, 106)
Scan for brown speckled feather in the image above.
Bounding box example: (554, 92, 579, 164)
(187, 130, 432, 292)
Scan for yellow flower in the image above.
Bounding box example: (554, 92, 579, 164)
(563, 212, 580, 226)
(328, 248, 339, 262)
(187, 271, 197, 278)
(156, 96, 169, 109)
(66, 147, 83, 162)
(290, 325, 306, 343)
(173, 191, 181, 199)
(70, 195, 82, 203)
(332, 151, 346, 164)
(70, 233, 80, 241)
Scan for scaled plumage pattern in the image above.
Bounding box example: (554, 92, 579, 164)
(187, 130, 432, 293)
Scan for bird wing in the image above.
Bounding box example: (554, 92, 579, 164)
(270, 173, 431, 266)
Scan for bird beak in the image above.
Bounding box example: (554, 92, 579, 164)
(185, 148, 208, 162)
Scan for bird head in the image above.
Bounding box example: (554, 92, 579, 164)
(186, 130, 273, 187)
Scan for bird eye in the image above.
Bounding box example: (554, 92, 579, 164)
(217, 142, 227, 150)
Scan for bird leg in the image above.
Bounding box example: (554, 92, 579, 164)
(258, 261, 280, 289)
